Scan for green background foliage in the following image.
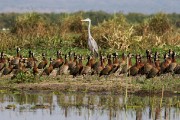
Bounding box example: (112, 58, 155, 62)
(0, 11, 179, 51)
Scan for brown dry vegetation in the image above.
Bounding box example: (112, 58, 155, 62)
(0, 12, 179, 52)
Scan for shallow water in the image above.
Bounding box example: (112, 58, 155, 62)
(0, 91, 179, 120)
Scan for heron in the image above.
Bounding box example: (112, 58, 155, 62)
(81, 18, 99, 57)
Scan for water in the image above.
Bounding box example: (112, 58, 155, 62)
(0, 91, 179, 120)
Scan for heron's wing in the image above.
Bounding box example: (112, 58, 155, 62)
(89, 36, 98, 53)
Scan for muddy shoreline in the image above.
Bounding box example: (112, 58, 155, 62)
(0, 75, 179, 96)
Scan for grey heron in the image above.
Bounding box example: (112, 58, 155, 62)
(81, 18, 99, 57)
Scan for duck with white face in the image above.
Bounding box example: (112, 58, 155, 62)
(11, 47, 21, 65)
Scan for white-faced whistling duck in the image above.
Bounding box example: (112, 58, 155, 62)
(13, 55, 24, 69)
(26, 50, 36, 69)
(167, 49, 173, 64)
(52, 50, 60, 64)
(0, 62, 5, 72)
(95, 55, 106, 75)
(78, 55, 84, 75)
(160, 53, 171, 74)
(139, 50, 153, 75)
(119, 53, 133, 75)
(33, 60, 38, 76)
(11, 58, 27, 79)
(14, 57, 27, 72)
(146, 52, 161, 78)
(41, 58, 53, 76)
(174, 64, 180, 74)
(165, 51, 177, 73)
(137, 54, 145, 73)
(38, 53, 48, 69)
(110, 52, 120, 74)
(57, 54, 69, 75)
(0, 51, 6, 63)
(67, 51, 73, 67)
(2, 58, 13, 76)
(68, 53, 77, 71)
(161, 49, 173, 73)
(11, 47, 21, 65)
(91, 53, 105, 75)
(89, 55, 96, 68)
(119, 53, 126, 66)
(129, 54, 141, 76)
(0, 52, 6, 71)
(91, 52, 102, 71)
(99, 54, 113, 77)
(52, 50, 64, 69)
(81, 55, 92, 75)
(70, 55, 83, 77)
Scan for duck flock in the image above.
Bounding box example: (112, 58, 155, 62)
(0, 48, 179, 79)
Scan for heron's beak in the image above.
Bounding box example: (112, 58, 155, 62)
(81, 19, 86, 22)
(81, 18, 89, 22)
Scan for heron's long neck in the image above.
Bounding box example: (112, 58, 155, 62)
(88, 21, 91, 37)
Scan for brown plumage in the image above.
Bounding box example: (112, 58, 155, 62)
(70, 55, 83, 77)
(41, 58, 53, 76)
(167, 49, 173, 64)
(0, 51, 6, 63)
(99, 55, 113, 77)
(137, 55, 145, 73)
(110, 52, 120, 74)
(174, 65, 180, 74)
(0, 62, 5, 71)
(26, 51, 37, 69)
(96, 56, 105, 75)
(68, 53, 78, 72)
(11, 47, 21, 65)
(67, 51, 73, 66)
(160, 49, 173, 73)
(78, 55, 84, 74)
(119, 53, 126, 66)
(38, 53, 48, 69)
(160, 53, 171, 74)
(91, 52, 102, 71)
(26, 50, 33, 68)
(0, 52, 6, 71)
(88, 55, 96, 68)
(165, 51, 177, 73)
(13, 55, 25, 70)
(2, 59, 13, 76)
(91, 54, 106, 75)
(81, 56, 92, 75)
(33, 61, 38, 76)
(129, 54, 141, 76)
(57, 54, 69, 75)
(91, 60, 101, 75)
(146, 53, 161, 79)
(11, 59, 27, 79)
(52, 51, 64, 69)
(119, 53, 133, 75)
(139, 50, 153, 75)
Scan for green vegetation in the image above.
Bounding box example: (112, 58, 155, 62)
(0, 11, 179, 94)
(0, 11, 179, 53)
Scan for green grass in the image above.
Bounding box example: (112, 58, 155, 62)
(132, 75, 180, 93)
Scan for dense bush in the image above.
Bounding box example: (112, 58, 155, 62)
(0, 12, 179, 51)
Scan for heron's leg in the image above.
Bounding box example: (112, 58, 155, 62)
(89, 51, 94, 57)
